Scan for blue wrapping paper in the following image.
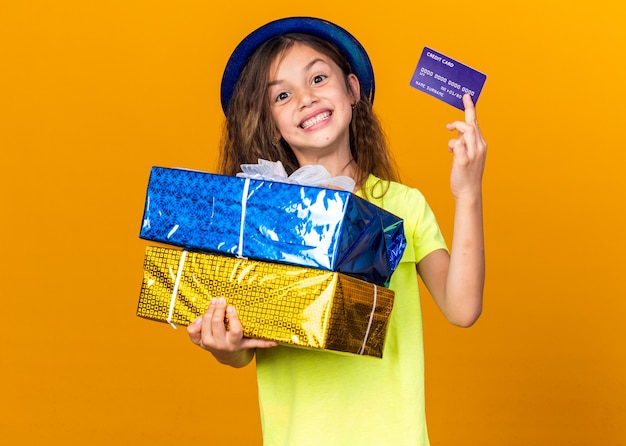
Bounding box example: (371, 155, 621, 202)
(139, 166, 406, 286)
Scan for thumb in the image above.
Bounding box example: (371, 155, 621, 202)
(241, 337, 279, 350)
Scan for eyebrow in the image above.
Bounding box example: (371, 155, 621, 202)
(267, 58, 329, 88)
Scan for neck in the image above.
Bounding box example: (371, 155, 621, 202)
(295, 153, 356, 179)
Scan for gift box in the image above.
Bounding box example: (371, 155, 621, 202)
(138, 166, 406, 286)
(137, 246, 395, 358)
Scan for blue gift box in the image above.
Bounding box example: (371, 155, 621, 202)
(139, 166, 406, 286)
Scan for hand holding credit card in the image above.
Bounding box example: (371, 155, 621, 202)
(410, 47, 486, 110)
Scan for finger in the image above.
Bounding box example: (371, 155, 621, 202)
(460, 125, 477, 158)
(224, 305, 277, 350)
(451, 138, 469, 164)
(225, 305, 244, 339)
(446, 120, 472, 134)
(241, 338, 279, 350)
(448, 117, 479, 154)
(195, 298, 220, 348)
(187, 316, 203, 344)
(462, 93, 477, 124)
(208, 297, 228, 341)
(199, 297, 218, 332)
(463, 100, 487, 154)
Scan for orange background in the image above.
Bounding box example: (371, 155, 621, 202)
(1, 1, 625, 445)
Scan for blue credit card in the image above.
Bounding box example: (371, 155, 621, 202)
(409, 47, 487, 110)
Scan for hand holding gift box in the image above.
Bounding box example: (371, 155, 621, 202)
(137, 246, 394, 358)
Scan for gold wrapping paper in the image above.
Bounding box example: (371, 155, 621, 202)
(137, 246, 395, 358)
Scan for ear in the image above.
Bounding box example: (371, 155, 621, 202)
(347, 73, 361, 104)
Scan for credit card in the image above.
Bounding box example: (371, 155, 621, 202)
(409, 47, 487, 110)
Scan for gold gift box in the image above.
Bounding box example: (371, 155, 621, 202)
(137, 246, 395, 358)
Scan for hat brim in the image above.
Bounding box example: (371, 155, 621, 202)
(220, 16, 375, 114)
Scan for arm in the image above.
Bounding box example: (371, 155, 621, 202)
(417, 94, 486, 327)
(187, 297, 277, 368)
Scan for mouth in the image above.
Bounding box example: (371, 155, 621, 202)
(299, 111, 332, 129)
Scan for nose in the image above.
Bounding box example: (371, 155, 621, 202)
(298, 87, 319, 110)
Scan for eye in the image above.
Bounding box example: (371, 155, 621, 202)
(275, 91, 290, 102)
(312, 74, 327, 84)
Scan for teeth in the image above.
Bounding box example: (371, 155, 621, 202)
(301, 112, 331, 129)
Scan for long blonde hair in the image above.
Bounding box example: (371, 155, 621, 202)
(219, 33, 399, 196)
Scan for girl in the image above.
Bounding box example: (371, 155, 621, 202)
(187, 16, 486, 445)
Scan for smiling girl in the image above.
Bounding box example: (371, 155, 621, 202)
(187, 17, 487, 445)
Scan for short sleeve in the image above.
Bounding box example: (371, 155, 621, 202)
(359, 175, 448, 265)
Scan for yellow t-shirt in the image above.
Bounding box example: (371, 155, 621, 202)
(255, 175, 448, 445)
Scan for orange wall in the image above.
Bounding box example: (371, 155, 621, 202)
(1, 1, 625, 445)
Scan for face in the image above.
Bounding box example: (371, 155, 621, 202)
(267, 43, 360, 164)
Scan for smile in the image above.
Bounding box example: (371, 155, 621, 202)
(300, 111, 332, 129)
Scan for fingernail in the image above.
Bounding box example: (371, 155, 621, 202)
(192, 316, 202, 325)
